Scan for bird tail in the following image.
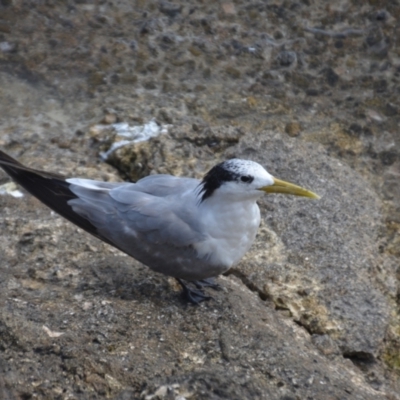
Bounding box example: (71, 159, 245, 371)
(0, 150, 111, 244)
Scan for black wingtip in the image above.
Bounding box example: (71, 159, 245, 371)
(0, 149, 23, 167)
(0, 149, 114, 247)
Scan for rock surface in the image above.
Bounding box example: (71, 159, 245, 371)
(0, 1, 399, 399)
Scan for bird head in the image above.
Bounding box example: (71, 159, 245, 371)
(199, 159, 320, 202)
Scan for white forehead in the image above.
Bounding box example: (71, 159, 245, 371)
(222, 159, 270, 178)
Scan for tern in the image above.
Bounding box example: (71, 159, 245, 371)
(0, 150, 319, 303)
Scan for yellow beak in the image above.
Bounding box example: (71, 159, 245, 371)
(260, 178, 320, 199)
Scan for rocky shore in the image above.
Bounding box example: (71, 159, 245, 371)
(0, 1, 399, 398)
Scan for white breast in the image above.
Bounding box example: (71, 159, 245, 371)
(194, 196, 261, 269)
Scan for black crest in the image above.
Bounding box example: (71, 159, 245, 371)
(198, 160, 258, 202)
(198, 164, 237, 202)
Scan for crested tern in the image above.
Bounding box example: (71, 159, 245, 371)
(0, 150, 320, 303)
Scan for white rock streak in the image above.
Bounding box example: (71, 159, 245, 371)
(99, 120, 170, 160)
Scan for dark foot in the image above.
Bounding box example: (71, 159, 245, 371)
(176, 279, 212, 304)
(193, 278, 222, 291)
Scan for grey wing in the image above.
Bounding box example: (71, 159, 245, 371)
(66, 178, 206, 249)
(0, 151, 213, 279)
(132, 174, 200, 198)
(66, 178, 210, 279)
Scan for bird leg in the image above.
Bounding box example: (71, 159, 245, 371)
(193, 278, 222, 290)
(176, 278, 212, 304)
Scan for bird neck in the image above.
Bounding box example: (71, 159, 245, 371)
(197, 189, 262, 225)
(195, 190, 262, 268)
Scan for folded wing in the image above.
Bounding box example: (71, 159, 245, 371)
(0, 150, 224, 279)
(67, 177, 205, 249)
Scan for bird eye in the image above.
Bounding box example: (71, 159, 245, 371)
(240, 175, 253, 183)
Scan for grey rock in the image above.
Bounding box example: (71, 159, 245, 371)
(232, 133, 390, 358)
(0, 0, 400, 398)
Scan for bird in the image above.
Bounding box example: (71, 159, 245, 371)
(0, 149, 320, 303)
